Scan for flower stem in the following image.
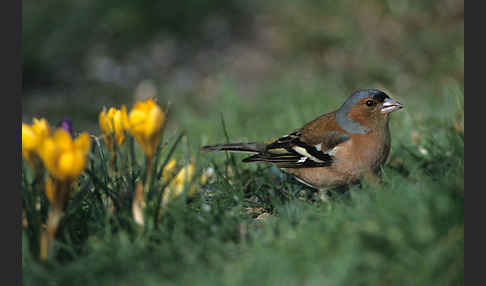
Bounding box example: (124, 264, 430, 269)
(40, 207, 63, 261)
(132, 156, 153, 227)
(145, 156, 153, 192)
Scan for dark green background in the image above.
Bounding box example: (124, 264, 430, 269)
(22, 1, 464, 285)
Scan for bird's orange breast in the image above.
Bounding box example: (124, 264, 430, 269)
(284, 127, 390, 189)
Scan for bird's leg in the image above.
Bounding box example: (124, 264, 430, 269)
(318, 188, 331, 202)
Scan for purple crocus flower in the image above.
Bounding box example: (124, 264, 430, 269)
(57, 118, 74, 138)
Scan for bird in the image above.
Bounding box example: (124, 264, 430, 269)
(202, 89, 403, 194)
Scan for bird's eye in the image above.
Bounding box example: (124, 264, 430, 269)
(365, 100, 376, 107)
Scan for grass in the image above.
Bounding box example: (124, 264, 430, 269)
(22, 1, 463, 284)
(21, 81, 464, 285)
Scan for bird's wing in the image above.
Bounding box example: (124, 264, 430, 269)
(242, 129, 350, 168)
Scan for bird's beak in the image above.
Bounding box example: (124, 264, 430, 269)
(381, 97, 404, 114)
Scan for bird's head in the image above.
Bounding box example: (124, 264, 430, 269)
(335, 89, 403, 134)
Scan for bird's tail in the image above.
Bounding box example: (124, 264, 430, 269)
(201, 142, 266, 154)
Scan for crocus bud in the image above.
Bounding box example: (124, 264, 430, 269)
(128, 98, 165, 158)
(57, 118, 74, 138)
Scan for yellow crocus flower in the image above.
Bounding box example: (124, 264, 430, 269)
(128, 99, 165, 158)
(22, 118, 51, 168)
(22, 123, 37, 166)
(37, 128, 90, 261)
(39, 129, 91, 182)
(162, 159, 177, 180)
(162, 160, 206, 206)
(128, 99, 164, 225)
(99, 105, 129, 149)
(32, 118, 51, 139)
(113, 105, 129, 145)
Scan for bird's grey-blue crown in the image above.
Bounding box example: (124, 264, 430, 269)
(335, 89, 389, 134)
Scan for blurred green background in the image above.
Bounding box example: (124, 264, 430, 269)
(22, 1, 463, 285)
(22, 0, 463, 139)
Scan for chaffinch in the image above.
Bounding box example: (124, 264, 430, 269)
(202, 89, 403, 191)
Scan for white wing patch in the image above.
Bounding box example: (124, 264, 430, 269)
(297, 157, 308, 163)
(293, 146, 326, 163)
